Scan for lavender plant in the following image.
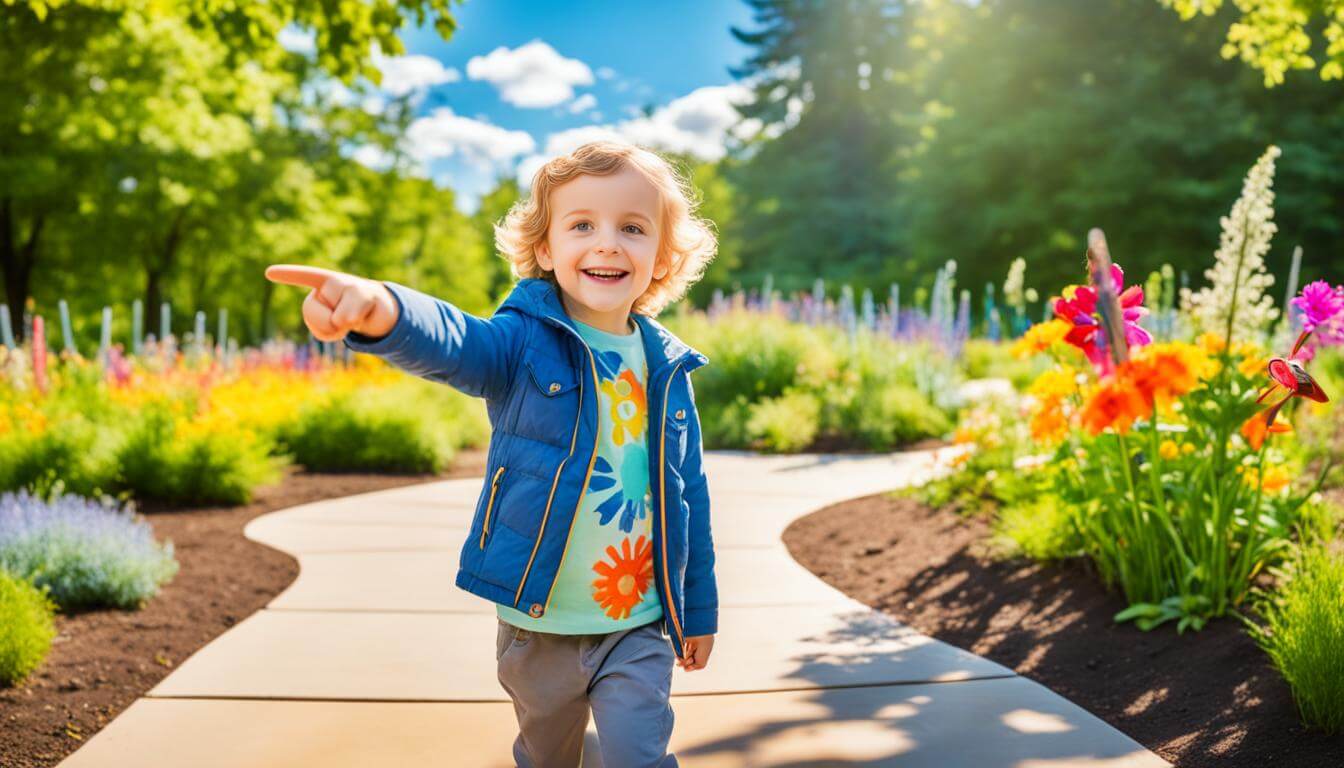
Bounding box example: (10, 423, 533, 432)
(0, 489, 179, 611)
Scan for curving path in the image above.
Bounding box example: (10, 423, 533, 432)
(60, 448, 1169, 767)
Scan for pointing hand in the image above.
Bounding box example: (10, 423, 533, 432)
(264, 265, 399, 343)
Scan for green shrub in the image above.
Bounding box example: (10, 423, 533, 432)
(117, 405, 285, 506)
(841, 384, 951, 448)
(0, 569, 57, 687)
(0, 417, 122, 500)
(273, 380, 488, 473)
(745, 389, 821, 453)
(664, 308, 960, 452)
(961, 339, 1049, 390)
(1246, 545, 1344, 734)
(991, 495, 1080, 561)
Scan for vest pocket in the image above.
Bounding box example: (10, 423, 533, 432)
(480, 466, 507, 549)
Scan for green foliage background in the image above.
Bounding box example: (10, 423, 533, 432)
(3, 0, 1342, 346)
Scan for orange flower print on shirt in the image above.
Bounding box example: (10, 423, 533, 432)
(592, 535, 655, 620)
(600, 367, 647, 446)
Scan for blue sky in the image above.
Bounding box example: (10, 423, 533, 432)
(286, 1, 766, 213)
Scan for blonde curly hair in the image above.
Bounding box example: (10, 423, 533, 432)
(494, 140, 718, 317)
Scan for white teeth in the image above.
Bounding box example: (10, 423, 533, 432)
(584, 269, 626, 277)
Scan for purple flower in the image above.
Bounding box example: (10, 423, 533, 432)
(1292, 281, 1344, 333)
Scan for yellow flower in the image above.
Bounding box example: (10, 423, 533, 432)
(1012, 319, 1071, 359)
(1261, 466, 1291, 493)
(1028, 365, 1078, 402)
(1181, 442, 1196, 454)
(1159, 439, 1180, 460)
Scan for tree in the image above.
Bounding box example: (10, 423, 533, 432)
(470, 177, 523, 306)
(2, 0, 463, 343)
(1157, 0, 1344, 86)
(899, 0, 1344, 301)
(726, 0, 927, 297)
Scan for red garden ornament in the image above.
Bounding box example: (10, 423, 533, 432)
(1254, 329, 1330, 428)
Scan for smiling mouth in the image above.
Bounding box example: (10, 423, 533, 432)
(582, 268, 629, 284)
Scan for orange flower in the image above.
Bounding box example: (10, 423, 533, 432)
(1080, 379, 1148, 435)
(1030, 403, 1070, 444)
(1242, 465, 1292, 493)
(1025, 366, 1079, 445)
(1241, 412, 1293, 450)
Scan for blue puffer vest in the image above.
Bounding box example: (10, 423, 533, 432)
(343, 277, 717, 660)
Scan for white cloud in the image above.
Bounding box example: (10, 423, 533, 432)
(278, 25, 316, 56)
(466, 40, 594, 108)
(515, 154, 550, 188)
(567, 93, 598, 114)
(406, 107, 537, 171)
(349, 144, 397, 172)
(514, 84, 762, 188)
(596, 66, 617, 80)
(372, 52, 460, 97)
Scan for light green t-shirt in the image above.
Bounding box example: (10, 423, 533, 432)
(496, 315, 664, 634)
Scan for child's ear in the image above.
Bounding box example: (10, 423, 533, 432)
(652, 253, 669, 281)
(534, 241, 552, 272)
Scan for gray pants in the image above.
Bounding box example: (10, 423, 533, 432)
(495, 617, 679, 768)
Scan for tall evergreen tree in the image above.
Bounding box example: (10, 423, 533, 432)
(900, 0, 1344, 300)
(727, 0, 924, 296)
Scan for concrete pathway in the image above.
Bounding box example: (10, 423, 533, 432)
(60, 449, 1169, 767)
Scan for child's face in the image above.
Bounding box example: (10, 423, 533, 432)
(535, 165, 667, 333)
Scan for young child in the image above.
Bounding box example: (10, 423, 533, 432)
(265, 140, 718, 768)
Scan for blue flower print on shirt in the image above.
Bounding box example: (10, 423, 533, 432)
(587, 446, 651, 532)
(594, 349, 623, 381)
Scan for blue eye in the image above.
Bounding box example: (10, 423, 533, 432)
(573, 221, 591, 231)
(624, 224, 644, 235)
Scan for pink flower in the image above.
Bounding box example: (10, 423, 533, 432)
(1053, 264, 1152, 372)
(1292, 281, 1344, 334)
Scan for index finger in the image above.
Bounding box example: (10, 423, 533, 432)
(265, 264, 344, 290)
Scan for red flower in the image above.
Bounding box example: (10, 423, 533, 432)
(1053, 264, 1152, 373)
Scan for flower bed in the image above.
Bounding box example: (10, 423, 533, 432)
(880, 142, 1343, 754)
(0, 450, 486, 768)
(782, 489, 1344, 766)
(0, 341, 490, 506)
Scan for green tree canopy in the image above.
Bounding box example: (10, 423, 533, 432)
(1158, 0, 1344, 86)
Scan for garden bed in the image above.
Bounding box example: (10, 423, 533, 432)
(781, 490, 1344, 768)
(0, 447, 487, 768)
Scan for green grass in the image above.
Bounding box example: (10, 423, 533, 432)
(1246, 544, 1344, 734)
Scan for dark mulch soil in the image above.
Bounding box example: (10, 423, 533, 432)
(0, 448, 488, 768)
(781, 492, 1344, 768)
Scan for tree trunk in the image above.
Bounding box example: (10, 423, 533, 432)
(0, 197, 44, 344)
(144, 208, 188, 338)
(258, 279, 275, 344)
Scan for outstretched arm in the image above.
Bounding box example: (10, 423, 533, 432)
(265, 265, 522, 401)
(343, 281, 524, 402)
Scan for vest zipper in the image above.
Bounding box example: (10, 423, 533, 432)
(539, 342, 602, 615)
(659, 362, 686, 653)
(479, 466, 506, 549)
(513, 338, 598, 610)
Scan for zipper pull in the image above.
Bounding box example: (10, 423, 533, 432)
(480, 466, 506, 549)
